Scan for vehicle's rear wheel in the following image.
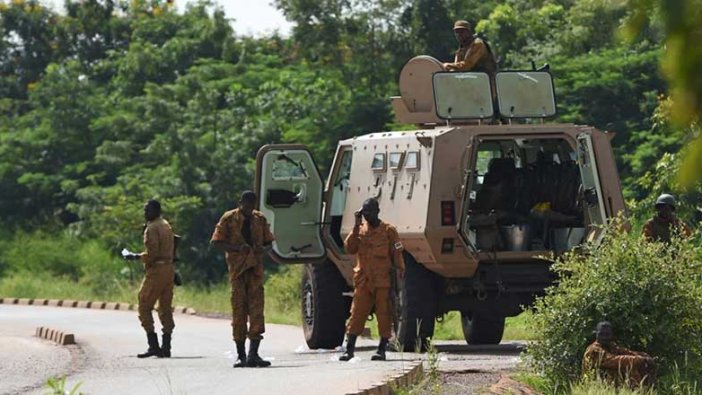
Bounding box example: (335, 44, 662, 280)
(460, 311, 505, 345)
(302, 261, 351, 349)
(394, 252, 438, 352)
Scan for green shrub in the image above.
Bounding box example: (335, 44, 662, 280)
(527, 219, 702, 386)
(264, 265, 303, 325)
(0, 231, 124, 282)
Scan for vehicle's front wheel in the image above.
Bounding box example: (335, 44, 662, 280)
(301, 261, 351, 349)
(460, 311, 505, 345)
(393, 252, 438, 352)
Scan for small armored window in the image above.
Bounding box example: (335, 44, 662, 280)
(371, 153, 386, 171)
(405, 151, 420, 170)
(389, 152, 404, 170)
(271, 155, 309, 180)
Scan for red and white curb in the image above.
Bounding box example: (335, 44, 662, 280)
(0, 297, 196, 315)
(346, 361, 424, 395)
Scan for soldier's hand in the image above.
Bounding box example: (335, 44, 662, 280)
(398, 269, 405, 279)
(354, 210, 363, 227)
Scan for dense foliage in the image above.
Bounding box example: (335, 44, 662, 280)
(527, 223, 702, 391)
(0, 0, 697, 283)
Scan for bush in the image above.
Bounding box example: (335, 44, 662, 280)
(264, 265, 303, 325)
(0, 231, 122, 280)
(527, 219, 702, 388)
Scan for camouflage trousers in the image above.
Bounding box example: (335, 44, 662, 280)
(138, 263, 175, 334)
(609, 358, 657, 389)
(229, 264, 266, 342)
(347, 286, 391, 339)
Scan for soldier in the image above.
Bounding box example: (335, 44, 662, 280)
(442, 20, 497, 75)
(642, 194, 691, 243)
(211, 191, 275, 368)
(339, 198, 405, 361)
(583, 321, 656, 388)
(124, 199, 176, 358)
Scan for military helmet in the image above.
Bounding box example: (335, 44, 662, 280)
(453, 20, 472, 31)
(655, 193, 676, 209)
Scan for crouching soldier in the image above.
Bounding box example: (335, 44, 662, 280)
(340, 198, 405, 361)
(211, 191, 275, 368)
(583, 321, 657, 388)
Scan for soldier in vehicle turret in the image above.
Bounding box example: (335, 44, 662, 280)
(443, 20, 497, 75)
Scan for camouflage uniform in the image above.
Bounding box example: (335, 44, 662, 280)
(138, 217, 175, 335)
(583, 341, 656, 388)
(211, 208, 275, 342)
(642, 216, 691, 243)
(344, 220, 405, 339)
(447, 37, 497, 74)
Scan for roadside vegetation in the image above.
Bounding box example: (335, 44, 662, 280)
(2, 1, 702, 393)
(521, 220, 702, 394)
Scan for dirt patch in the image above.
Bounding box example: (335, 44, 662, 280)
(439, 370, 504, 394)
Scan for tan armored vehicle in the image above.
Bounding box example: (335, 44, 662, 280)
(255, 56, 625, 349)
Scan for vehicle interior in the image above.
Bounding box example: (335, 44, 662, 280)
(462, 138, 586, 253)
(327, 150, 353, 250)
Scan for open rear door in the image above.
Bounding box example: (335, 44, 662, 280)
(255, 145, 326, 264)
(576, 133, 607, 243)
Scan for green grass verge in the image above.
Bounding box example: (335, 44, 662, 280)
(1, 265, 534, 339)
(0, 265, 303, 326)
(367, 310, 535, 341)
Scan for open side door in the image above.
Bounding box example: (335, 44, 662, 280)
(456, 136, 480, 258)
(255, 145, 326, 264)
(576, 133, 607, 243)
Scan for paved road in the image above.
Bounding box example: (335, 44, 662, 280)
(0, 305, 522, 395)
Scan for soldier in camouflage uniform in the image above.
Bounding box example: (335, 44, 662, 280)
(211, 191, 275, 368)
(339, 198, 405, 362)
(443, 20, 497, 74)
(583, 321, 656, 388)
(642, 194, 691, 243)
(124, 199, 176, 358)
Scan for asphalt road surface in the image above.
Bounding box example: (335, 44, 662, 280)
(0, 304, 522, 395)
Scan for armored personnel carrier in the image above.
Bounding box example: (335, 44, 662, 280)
(255, 56, 625, 349)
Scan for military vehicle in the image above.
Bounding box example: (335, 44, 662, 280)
(254, 56, 626, 350)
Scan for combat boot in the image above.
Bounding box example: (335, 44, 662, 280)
(339, 335, 357, 361)
(137, 332, 161, 358)
(246, 339, 271, 367)
(233, 340, 246, 368)
(371, 338, 388, 361)
(159, 333, 172, 358)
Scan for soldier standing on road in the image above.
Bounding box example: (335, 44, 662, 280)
(339, 198, 405, 362)
(124, 199, 176, 358)
(211, 191, 275, 368)
(582, 321, 656, 388)
(642, 194, 692, 243)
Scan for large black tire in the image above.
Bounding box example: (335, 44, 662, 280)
(394, 252, 438, 352)
(302, 261, 351, 349)
(460, 311, 505, 345)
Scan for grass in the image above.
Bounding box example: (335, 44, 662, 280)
(367, 309, 535, 341)
(1, 264, 534, 339)
(514, 362, 702, 395)
(0, 266, 303, 326)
